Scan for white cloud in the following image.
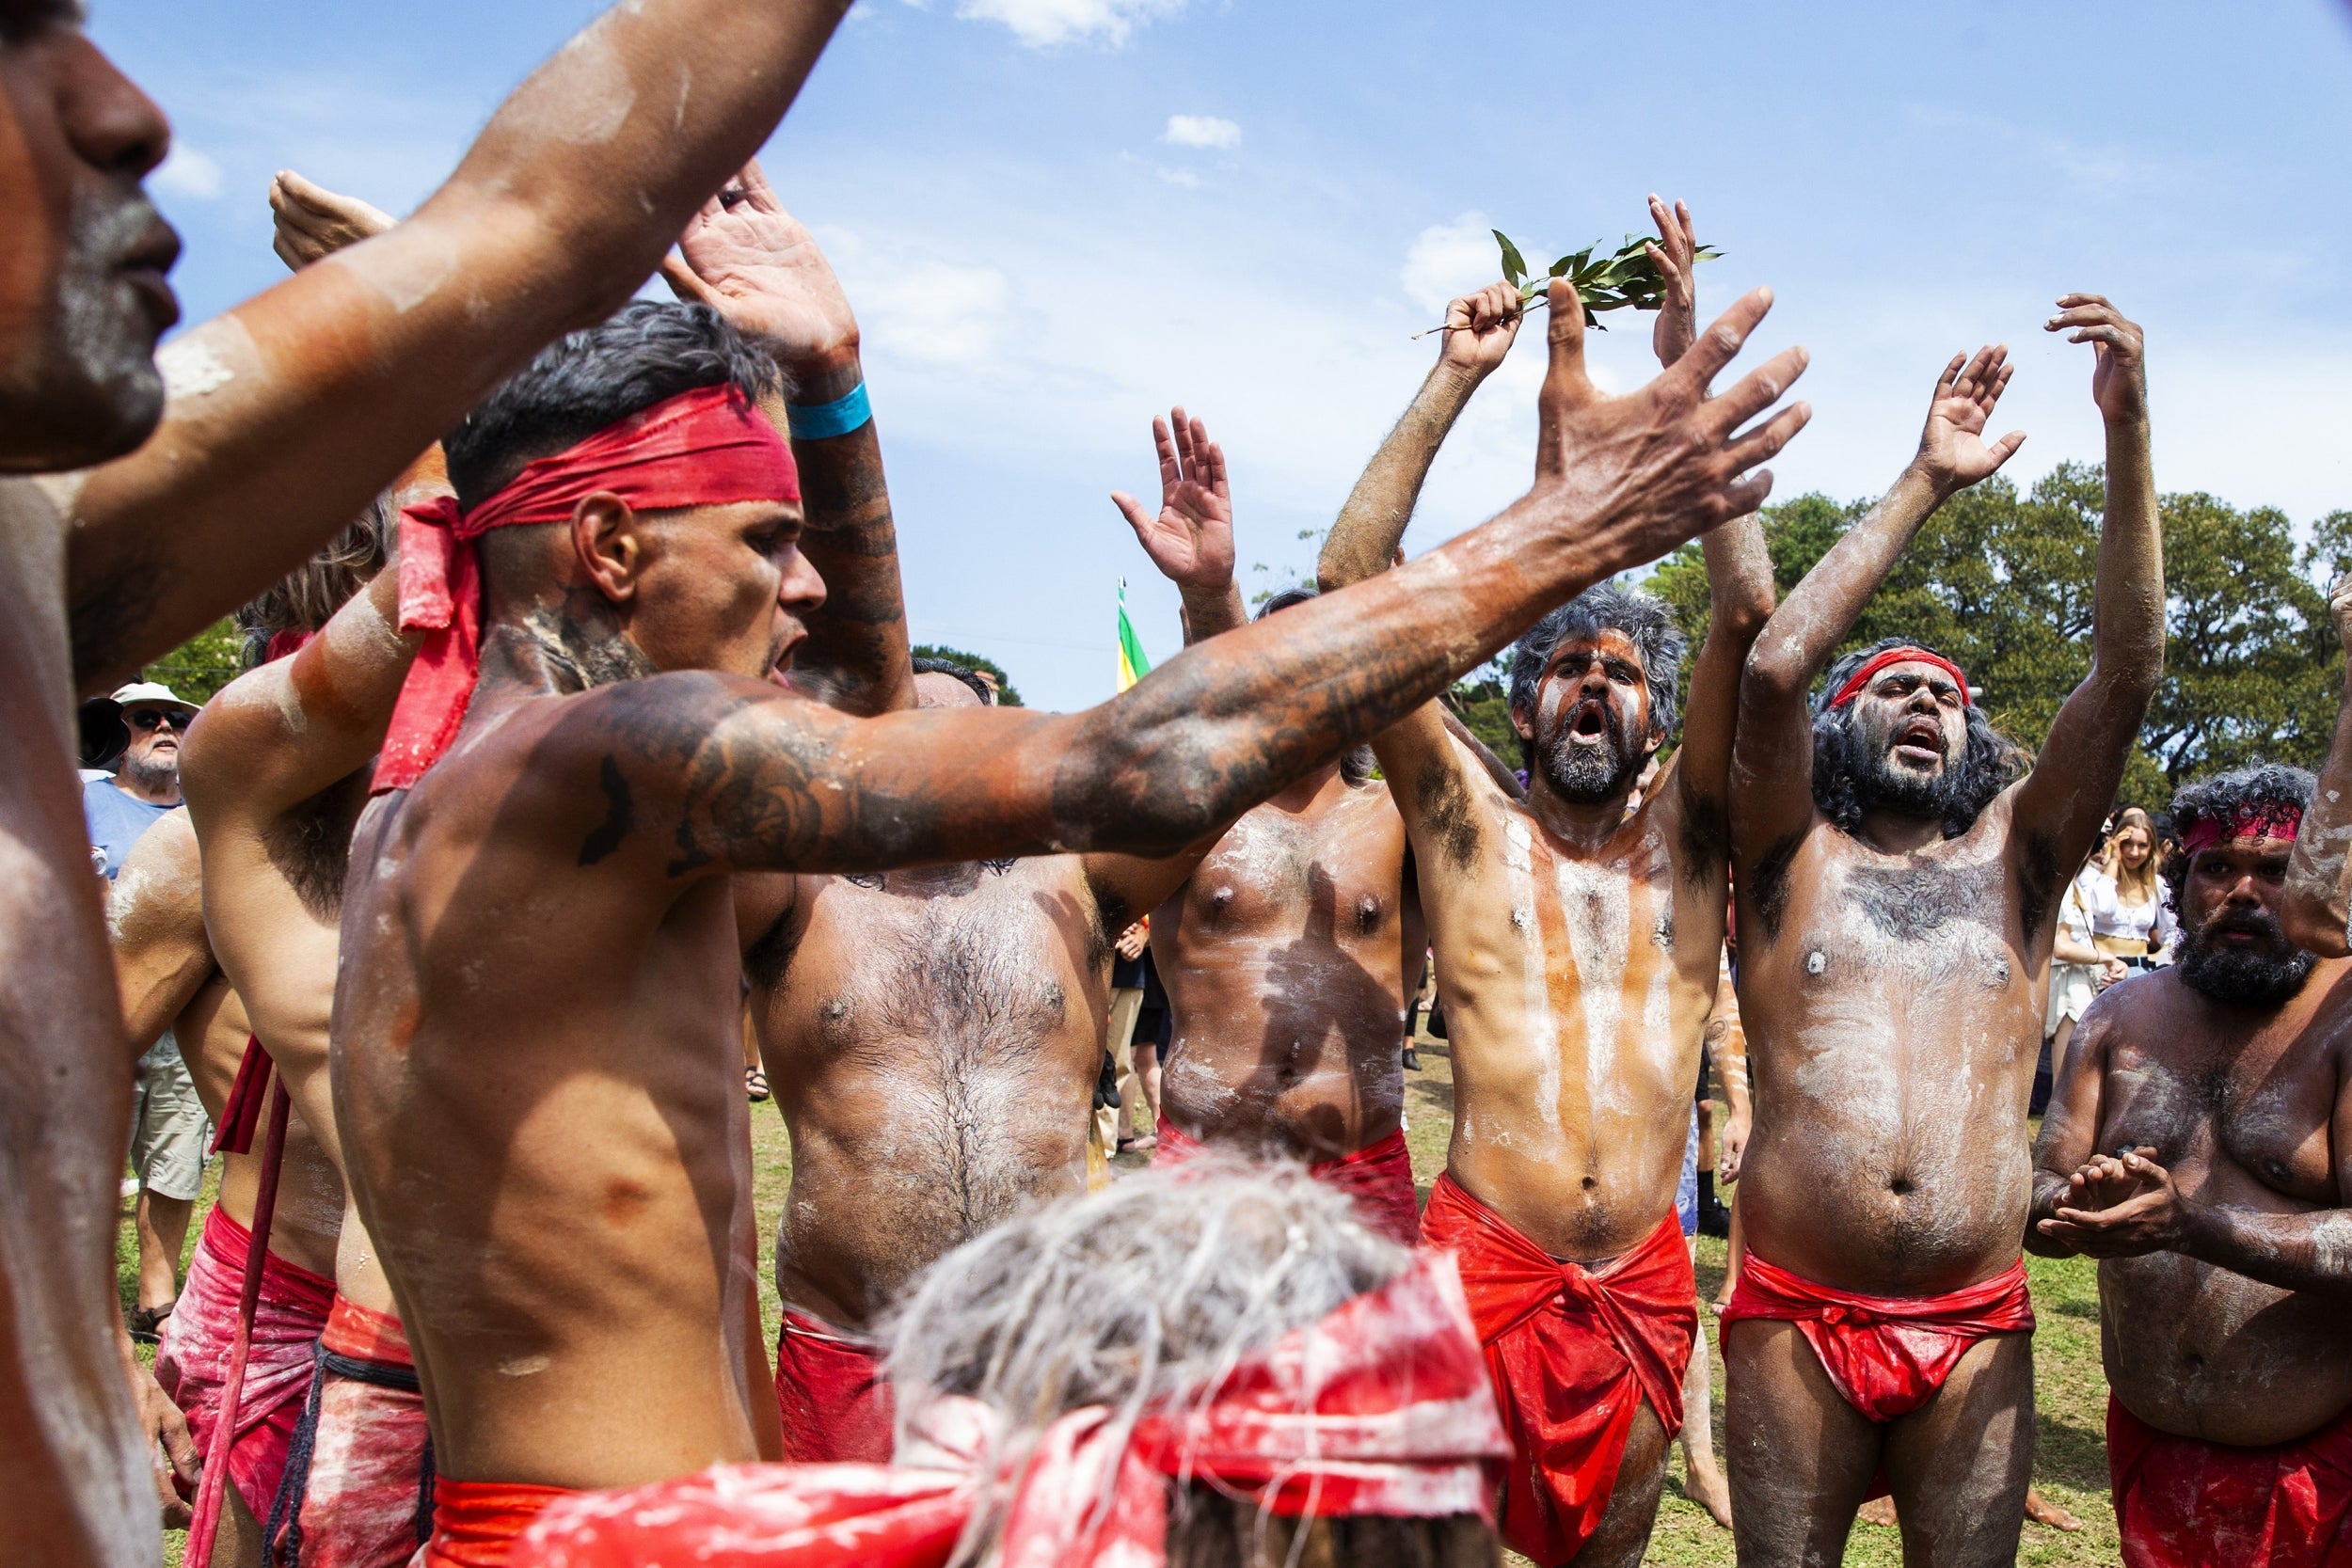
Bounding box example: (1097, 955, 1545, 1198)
(1401, 214, 1508, 313)
(1161, 114, 1239, 150)
(954, 0, 1184, 48)
(151, 145, 223, 201)
(1154, 166, 1200, 188)
(857, 257, 1018, 369)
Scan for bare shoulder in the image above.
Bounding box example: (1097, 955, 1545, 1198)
(0, 477, 73, 700)
(112, 808, 204, 930)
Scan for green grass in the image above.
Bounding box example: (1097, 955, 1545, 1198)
(130, 1028, 2121, 1566)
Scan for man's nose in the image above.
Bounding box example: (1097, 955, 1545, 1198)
(58, 34, 171, 183)
(778, 555, 827, 615)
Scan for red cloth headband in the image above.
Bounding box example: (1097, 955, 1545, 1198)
(2182, 805, 2303, 856)
(1828, 646, 1971, 709)
(372, 385, 798, 794)
(510, 1253, 1509, 1568)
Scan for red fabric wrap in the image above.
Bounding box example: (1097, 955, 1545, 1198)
(1828, 645, 1972, 708)
(373, 386, 798, 795)
(264, 627, 315, 664)
(1720, 1248, 2034, 1428)
(1153, 1119, 1422, 1245)
(294, 1297, 432, 1568)
(2109, 1394, 2352, 1567)
(510, 1253, 1508, 1568)
(154, 1207, 333, 1519)
(2184, 805, 2306, 856)
(776, 1307, 895, 1464)
(211, 1034, 271, 1157)
(423, 1479, 576, 1568)
(1417, 1174, 1694, 1566)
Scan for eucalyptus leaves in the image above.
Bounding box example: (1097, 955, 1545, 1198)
(1415, 229, 1722, 339)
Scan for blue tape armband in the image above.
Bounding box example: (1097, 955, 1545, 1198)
(786, 382, 871, 441)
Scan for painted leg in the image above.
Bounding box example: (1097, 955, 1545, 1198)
(1573, 1399, 1668, 1568)
(1724, 1317, 1882, 1568)
(1881, 1331, 2034, 1568)
(1677, 1316, 1733, 1528)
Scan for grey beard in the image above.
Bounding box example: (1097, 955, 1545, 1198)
(2176, 928, 2317, 1004)
(1539, 719, 1639, 804)
(121, 752, 178, 796)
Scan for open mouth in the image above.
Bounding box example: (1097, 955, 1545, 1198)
(1891, 717, 1943, 766)
(1567, 699, 1610, 747)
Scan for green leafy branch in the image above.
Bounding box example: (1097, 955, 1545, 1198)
(1413, 229, 1722, 339)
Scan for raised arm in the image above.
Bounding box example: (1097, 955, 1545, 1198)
(1731, 345, 2025, 866)
(110, 810, 213, 1058)
(65, 0, 853, 692)
(2284, 575, 2352, 957)
(665, 163, 910, 716)
(1115, 407, 1246, 643)
(2008, 297, 2162, 880)
(577, 281, 1809, 880)
(2027, 991, 2116, 1255)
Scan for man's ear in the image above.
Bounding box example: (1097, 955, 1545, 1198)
(1510, 701, 1534, 743)
(571, 493, 644, 605)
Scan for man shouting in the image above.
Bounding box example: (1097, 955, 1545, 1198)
(1722, 299, 2161, 1567)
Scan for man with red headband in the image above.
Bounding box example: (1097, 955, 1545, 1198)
(2027, 746, 2351, 1567)
(0, 2, 855, 1557)
(1314, 200, 1765, 1565)
(510, 1164, 1510, 1568)
(1723, 299, 2161, 1567)
(330, 228, 1806, 1556)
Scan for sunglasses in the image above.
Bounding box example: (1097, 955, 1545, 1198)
(125, 707, 187, 733)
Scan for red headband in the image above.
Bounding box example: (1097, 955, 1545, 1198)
(372, 386, 799, 794)
(511, 1253, 1509, 1568)
(2182, 805, 2304, 856)
(1828, 646, 1971, 709)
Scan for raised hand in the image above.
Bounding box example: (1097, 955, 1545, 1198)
(1532, 277, 1811, 567)
(1914, 344, 2026, 493)
(1645, 195, 1700, 369)
(2047, 293, 2146, 426)
(662, 160, 857, 376)
(1438, 279, 1522, 380)
(268, 170, 392, 272)
(1112, 406, 1235, 597)
(2326, 571, 2352, 656)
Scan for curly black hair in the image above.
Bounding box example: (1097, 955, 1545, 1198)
(911, 656, 993, 705)
(1810, 638, 2023, 839)
(2163, 762, 2315, 901)
(1505, 582, 1686, 769)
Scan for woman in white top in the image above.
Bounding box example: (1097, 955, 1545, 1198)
(2041, 849, 2126, 1113)
(2080, 805, 2176, 970)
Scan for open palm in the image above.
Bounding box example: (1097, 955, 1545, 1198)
(1112, 407, 1234, 594)
(1915, 343, 2026, 489)
(662, 160, 857, 368)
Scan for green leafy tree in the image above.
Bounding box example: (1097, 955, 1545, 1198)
(140, 617, 246, 706)
(910, 643, 1025, 706)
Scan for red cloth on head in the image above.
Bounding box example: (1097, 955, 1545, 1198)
(1828, 645, 1972, 708)
(155, 1206, 334, 1521)
(1153, 1119, 1422, 1246)
(1720, 1246, 2034, 1500)
(509, 1252, 1509, 1568)
(776, 1307, 895, 1464)
(2109, 1394, 2352, 1568)
(2183, 805, 2306, 856)
(287, 1298, 432, 1568)
(1417, 1174, 1694, 1567)
(373, 385, 799, 795)
(423, 1479, 576, 1568)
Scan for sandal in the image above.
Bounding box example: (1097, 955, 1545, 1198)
(744, 1067, 771, 1102)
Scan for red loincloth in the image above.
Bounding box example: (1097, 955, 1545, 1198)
(1719, 1246, 2035, 1500)
(1154, 1118, 1422, 1245)
(155, 1206, 334, 1522)
(775, 1307, 895, 1464)
(1417, 1174, 1694, 1567)
(276, 1297, 435, 1567)
(422, 1478, 575, 1568)
(2109, 1393, 2352, 1567)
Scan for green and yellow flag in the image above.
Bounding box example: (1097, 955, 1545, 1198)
(1117, 578, 1151, 693)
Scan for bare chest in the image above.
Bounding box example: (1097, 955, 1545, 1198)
(2101, 1027, 2342, 1202)
(1180, 794, 1406, 947)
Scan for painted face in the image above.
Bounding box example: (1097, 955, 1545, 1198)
(0, 8, 180, 470)
(2176, 834, 2315, 1003)
(1848, 660, 1966, 782)
(1517, 629, 1654, 804)
(628, 499, 825, 682)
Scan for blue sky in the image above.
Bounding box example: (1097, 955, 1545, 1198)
(100, 0, 2352, 711)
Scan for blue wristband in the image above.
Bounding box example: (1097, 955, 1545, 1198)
(786, 382, 871, 440)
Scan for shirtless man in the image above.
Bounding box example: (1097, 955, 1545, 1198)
(0, 2, 854, 1558)
(2030, 757, 2351, 1568)
(1719, 298, 2160, 1568)
(682, 180, 1219, 1463)
(328, 251, 1806, 1556)
(1319, 198, 1779, 1566)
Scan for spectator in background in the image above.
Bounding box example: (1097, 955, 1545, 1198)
(2040, 847, 2125, 1115)
(86, 680, 211, 1339)
(2085, 806, 2175, 972)
(1104, 919, 1160, 1152)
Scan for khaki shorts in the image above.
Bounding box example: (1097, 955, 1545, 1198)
(129, 1031, 211, 1201)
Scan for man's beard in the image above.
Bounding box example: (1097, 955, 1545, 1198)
(1537, 704, 1644, 804)
(2175, 912, 2317, 1004)
(122, 750, 178, 796)
(1848, 723, 1960, 820)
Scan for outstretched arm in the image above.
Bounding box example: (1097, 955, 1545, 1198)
(2284, 575, 2352, 957)
(65, 0, 854, 693)
(110, 811, 213, 1059)
(666, 162, 910, 716)
(1732, 346, 2025, 867)
(2009, 297, 2162, 886)
(268, 170, 393, 271)
(1115, 408, 1245, 643)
